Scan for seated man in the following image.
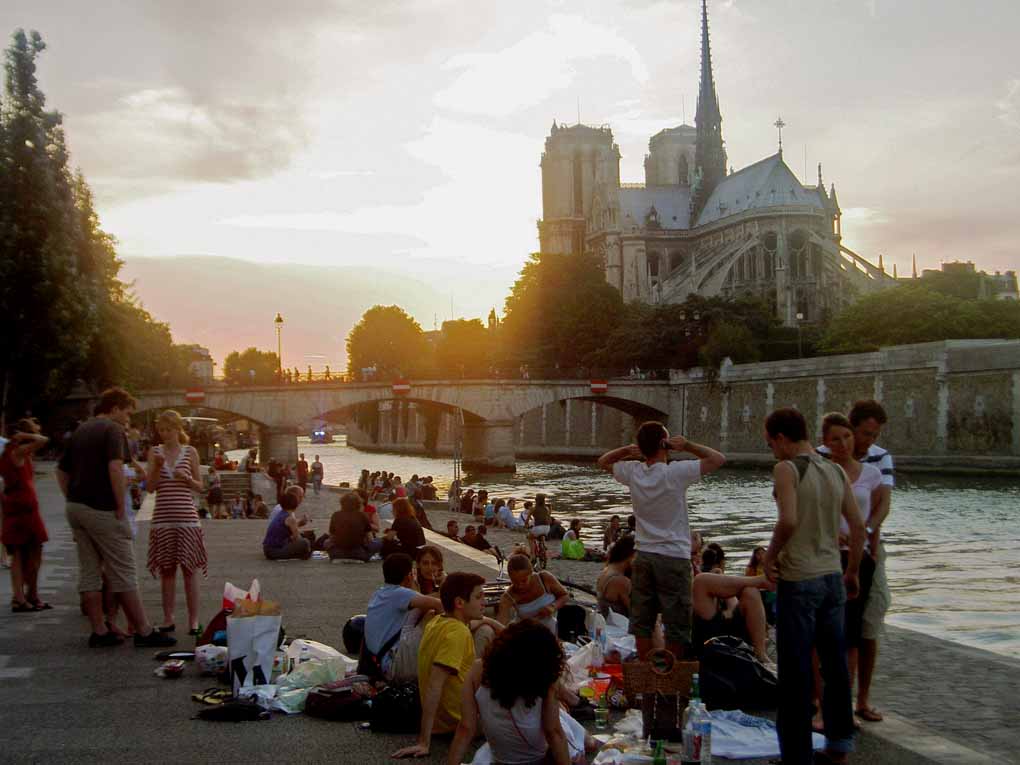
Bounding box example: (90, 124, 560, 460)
(691, 543, 772, 662)
(446, 519, 460, 540)
(461, 525, 496, 557)
(327, 491, 382, 561)
(392, 572, 493, 759)
(363, 553, 442, 681)
(251, 494, 269, 519)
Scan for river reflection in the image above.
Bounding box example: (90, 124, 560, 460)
(239, 437, 1020, 658)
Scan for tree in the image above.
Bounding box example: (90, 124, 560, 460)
(500, 251, 624, 371)
(819, 285, 1020, 354)
(435, 318, 490, 377)
(346, 305, 427, 378)
(698, 320, 761, 369)
(223, 348, 281, 385)
(0, 30, 95, 418)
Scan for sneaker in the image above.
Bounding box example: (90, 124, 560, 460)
(134, 629, 178, 648)
(89, 631, 125, 648)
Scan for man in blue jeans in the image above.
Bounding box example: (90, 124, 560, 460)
(763, 408, 865, 765)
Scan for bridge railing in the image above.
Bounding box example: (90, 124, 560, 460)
(201, 367, 673, 388)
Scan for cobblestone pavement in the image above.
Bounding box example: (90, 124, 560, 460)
(0, 465, 1012, 763)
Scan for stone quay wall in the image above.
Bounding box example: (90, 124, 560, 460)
(345, 340, 1020, 473)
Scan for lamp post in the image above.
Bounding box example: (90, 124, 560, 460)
(274, 313, 284, 381)
(796, 311, 804, 358)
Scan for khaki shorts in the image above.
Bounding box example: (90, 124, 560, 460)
(66, 502, 138, 593)
(862, 542, 891, 640)
(630, 551, 693, 645)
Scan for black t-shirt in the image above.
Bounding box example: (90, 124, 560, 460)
(392, 516, 426, 552)
(330, 509, 370, 549)
(57, 418, 125, 512)
(464, 534, 492, 551)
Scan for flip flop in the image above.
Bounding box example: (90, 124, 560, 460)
(11, 600, 35, 613)
(31, 601, 53, 611)
(855, 706, 884, 722)
(191, 687, 232, 705)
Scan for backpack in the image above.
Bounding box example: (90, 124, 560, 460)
(369, 681, 422, 733)
(557, 604, 588, 644)
(699, 636, 777, 710)
(304, 675, 376, 721)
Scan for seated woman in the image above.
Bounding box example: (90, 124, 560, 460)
(602, 515, 622, 551)
(415, 545, 445, 596)
(497, 554, 569, 634)
(560, 519, 603, 561)
(327, 492, 382, 561)
(357, 489, 380, 535)
(447, 619, 593, 765)
(262, 492, 311, 560)
(691, 543, 772, 661)
(596, 535, 634, 617)
(391, 497, 426, 555)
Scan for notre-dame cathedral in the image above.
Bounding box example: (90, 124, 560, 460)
(537, 0, 895, 326)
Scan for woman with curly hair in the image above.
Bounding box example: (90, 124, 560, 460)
(447, 619, 590, 765)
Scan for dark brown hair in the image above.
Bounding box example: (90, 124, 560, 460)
(94, 387, 137, 415)
(439, 572, 485, 613)
(849, 399, 888, 427)
(765, 407, 808, 442)
(481, 619, 565, 710)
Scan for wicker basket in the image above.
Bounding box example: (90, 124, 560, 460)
(621, 655, 699, 706)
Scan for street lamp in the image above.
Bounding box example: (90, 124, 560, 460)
(274, 313, 284, 381)
(796, 311, 804, 358)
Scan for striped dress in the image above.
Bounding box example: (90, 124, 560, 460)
(147, 446, 208, 577)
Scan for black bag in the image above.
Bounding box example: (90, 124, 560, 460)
(305, 675, 375, 721)
(699, 636, 777, 710)
(356, 626, 402, 680)
(370, 681, 422, 733)
(556, 604, 588, 644)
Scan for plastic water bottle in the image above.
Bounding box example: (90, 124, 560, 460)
(682, 673, 705, 764)
(299, 644, 311, 665)
(697, 710, 712, 765)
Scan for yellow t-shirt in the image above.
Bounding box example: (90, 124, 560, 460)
(417, 615, 475, 734)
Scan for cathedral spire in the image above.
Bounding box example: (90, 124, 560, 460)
(691, 0, 727, 220)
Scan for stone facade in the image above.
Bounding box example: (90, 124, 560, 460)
(536, 2, 897, 326)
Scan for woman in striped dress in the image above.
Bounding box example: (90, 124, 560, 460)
(146, 410, 207, 635)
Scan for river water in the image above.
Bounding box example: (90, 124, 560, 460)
(239, 437, 1020, 658)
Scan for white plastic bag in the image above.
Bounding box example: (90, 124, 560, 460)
(273, 656, 354, 714)
(564, 640, 599, 691)
(227, 612, 281, 696)
(223, 579, 260, 610)
(285, 639, 344, 664)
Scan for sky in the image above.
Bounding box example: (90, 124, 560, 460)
(2, 0, 1018, 367)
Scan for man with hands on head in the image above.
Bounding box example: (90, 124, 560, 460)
(762, 407, 865, 765)
(597, 421, 726, 660)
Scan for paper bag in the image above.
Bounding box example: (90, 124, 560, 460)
(227, 610, 282, 696)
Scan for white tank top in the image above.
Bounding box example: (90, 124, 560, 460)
(474, 686, 547, 764)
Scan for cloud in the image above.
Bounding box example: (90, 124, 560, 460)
(434, 14, 649, 117)
(997, 79, 1020, 130)
(72, 87, 308, 196)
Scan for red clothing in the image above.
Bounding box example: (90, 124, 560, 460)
(0, 446, 48, 547)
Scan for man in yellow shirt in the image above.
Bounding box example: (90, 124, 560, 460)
(392, 571, 490, 759)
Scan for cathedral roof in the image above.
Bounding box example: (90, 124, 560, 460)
(619, 185, 692, 230)
(694, 152, 827, 227)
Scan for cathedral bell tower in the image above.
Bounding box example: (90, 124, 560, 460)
(690, 0, 727, 220)
(538, 121, 620, 255)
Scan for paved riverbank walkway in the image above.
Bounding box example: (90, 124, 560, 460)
(0, 465, 1015, 763)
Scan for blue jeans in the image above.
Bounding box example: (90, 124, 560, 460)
(776, 572, 855, 764)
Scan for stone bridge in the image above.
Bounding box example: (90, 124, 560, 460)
(130, 379, 677, 472)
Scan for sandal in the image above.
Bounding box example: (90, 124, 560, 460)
(191, 687, 233, 705)
(31, 601, 53, 611)
(158, 624, 176, 633)
(855, 706, 884, 722)
(11, 600, 35, 613)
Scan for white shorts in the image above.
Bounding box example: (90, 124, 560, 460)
(530, 525, 551, 538)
